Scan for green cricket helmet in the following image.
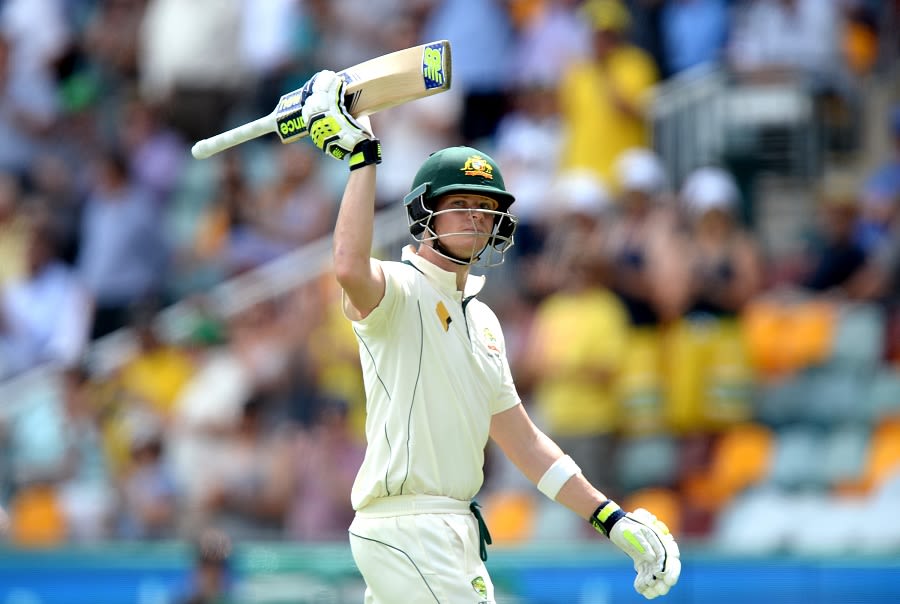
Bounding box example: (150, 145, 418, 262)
(403, 146, 517, 265)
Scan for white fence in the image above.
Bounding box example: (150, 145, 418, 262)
(650, 65, 822, 188)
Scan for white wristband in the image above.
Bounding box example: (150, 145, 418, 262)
(536, 454, 581, 501)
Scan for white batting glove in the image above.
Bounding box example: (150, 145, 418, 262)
(299, 70, 381, 170)
(591, 502, 681, 599)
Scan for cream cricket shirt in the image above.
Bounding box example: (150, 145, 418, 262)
(349, 246, 521, 511)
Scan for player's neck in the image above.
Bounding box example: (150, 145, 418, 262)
(416, 244, 471, 291)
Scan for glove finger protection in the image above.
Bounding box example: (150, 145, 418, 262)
(626, 508, 681, 599)
(299, 70, 381, 170)
(591, 502, 681, 600)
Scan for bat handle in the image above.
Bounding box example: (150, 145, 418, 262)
(191, 114, 277, 159)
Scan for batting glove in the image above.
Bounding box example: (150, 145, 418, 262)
(591, 501, 681, 599)
(299, 70, 382, 170)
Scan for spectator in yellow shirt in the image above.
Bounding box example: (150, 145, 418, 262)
(558, 0, 659, 186)
(117, 301, 195, 421)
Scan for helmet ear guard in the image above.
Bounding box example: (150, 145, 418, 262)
(489, 209, 517, 252)
(403, 182, 432, 237)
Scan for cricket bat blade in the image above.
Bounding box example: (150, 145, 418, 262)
(191, 40, 452, 160)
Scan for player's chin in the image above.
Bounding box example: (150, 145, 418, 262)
(445, 233, 489, 259)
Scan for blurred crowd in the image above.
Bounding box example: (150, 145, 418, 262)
(0, 0, 899, 559)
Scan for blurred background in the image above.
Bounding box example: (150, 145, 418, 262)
(0, 0, 898, 602)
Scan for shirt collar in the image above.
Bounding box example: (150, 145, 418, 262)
(401, 245, 486, 298)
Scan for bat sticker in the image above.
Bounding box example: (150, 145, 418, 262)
(422, 42, 445, 89)
(276, 91, 304, 116)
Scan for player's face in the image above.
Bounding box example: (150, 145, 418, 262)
(432, 194, 499, 259)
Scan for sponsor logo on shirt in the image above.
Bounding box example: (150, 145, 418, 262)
(436, 301, 452, 332)
(482, 327, 501, 356)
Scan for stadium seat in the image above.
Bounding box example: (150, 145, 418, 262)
(743, 298, 836, 377)
(886, 309, 900, 364)
(717, 489, 866, 555)
(859, 471, 900, 552)
(621, 487, 683, 536)
(8, 483, 67, 547)
(867, 367, 900, 420)
(481, 489, 536, 544)
(615, 435, 677, 493)
(787, 492, 865, 555)
(754, 374, 810, 426)
(802, 368, 870, 425)
(713, 486, 789, 554)
(820, 423, 871, 488)
(530, 497, 588, 543)
(766, 426, 824, 490)
(836, 418, 900, 496)
(676, 433, 716, 481)
(682, 422, 774, 511)
(825, 303, 886, 373)
(859, 419, 900, 492)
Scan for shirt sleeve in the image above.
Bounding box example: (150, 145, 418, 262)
(351, 261, 414, 336)
(489, 316, 522, 415)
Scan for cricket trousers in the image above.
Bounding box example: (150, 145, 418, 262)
(349, 495, 495, 603)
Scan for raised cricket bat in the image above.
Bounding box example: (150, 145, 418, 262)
(191, 40, 452, 159)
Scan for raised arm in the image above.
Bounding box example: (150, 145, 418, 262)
(332, 166, 386, 319)
(299, 70, 386, 319)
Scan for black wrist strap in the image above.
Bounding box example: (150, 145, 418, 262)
(349, 138, 382, 170)
(590, 500, 626, 538)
